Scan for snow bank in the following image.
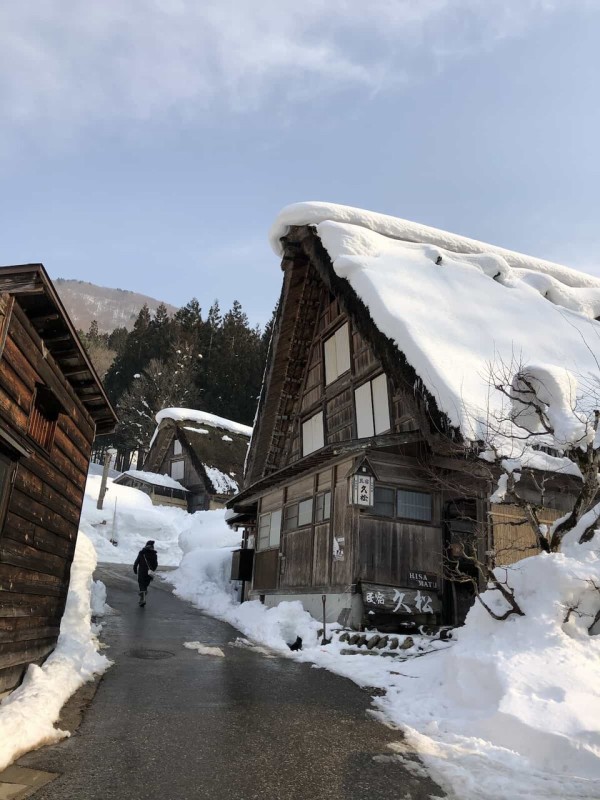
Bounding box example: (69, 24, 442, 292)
(156, 407, 252, 438)
(81, 471, 194, 566)
(0, 533, 110, 771)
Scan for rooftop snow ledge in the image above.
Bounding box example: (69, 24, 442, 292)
(270, 202, 600, 290)
(156, 408, 252, 438)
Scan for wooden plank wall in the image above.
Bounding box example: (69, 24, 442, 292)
(0, 302, 95, 694)
(357, 452, 443, 587)
(491, 504, 562, 566)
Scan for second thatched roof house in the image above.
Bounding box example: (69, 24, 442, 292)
(143, 408, 252, 512)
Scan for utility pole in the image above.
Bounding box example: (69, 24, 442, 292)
(97, 452, 112, 510)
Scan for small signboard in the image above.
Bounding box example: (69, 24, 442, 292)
(407, 570, 439, 591)
(361, 582, 441, 616)
(333, 536, 345, 562)
(350, 474, 374, 507)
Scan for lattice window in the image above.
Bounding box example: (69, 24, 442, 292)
(28, 385, 60, 452)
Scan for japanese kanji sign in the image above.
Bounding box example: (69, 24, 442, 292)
(361, 582, 441, 615)
(350, 474, 374, 506)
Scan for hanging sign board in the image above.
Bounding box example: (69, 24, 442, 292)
(361, 582, 441, 616)
(350, 474, 374, 507)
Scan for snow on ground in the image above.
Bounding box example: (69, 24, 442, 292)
(79, 469, 600, 798)
(0, 533, 110, 772)
(81, 471, 196, 566)
(164, 509, 600, 800)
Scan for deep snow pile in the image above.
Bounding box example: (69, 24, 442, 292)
(372, 523, 600, 800)
(0, 533, 110, 771)
(81, 470, 195, 565)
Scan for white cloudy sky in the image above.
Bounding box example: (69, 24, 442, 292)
(0, 0, 598, 324)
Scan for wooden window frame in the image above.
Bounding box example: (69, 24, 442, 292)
(354, 374, 391, 439)
(170, 459, 185, 481)
(257, 509, 282, 550)
(27, 385, 60, 454)
(302, 411, 324, 456)
(370, 484, 434, 524)
(324, 322, 351, 386)
(283, 497, 314, 532)
(315, 490, 331, 523)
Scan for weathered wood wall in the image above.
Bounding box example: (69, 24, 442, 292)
(491, 504, 563, 566)
(0, 301, 95, 694)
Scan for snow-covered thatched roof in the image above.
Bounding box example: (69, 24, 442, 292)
(149, 408, 250, 497)
(156, 408, 252, 438)
(271, 202, 600, 446)
(117, 469, 188, 492)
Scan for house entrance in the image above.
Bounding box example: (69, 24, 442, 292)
(443, 498, 481, 625)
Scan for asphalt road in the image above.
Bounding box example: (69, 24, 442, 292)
(20, 564, 446, 800)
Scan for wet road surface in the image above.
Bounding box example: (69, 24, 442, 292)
(20, 564, 446, 800)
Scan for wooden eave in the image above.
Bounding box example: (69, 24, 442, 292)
(231, 431, 423, 510)
(0, 264, 118, 434)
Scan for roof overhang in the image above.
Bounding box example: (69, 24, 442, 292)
(0, 264, 118, 434)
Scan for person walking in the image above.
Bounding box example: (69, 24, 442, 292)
(133, 540, 158, 607)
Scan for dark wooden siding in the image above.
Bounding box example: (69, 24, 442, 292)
(357, 519, 442, 586)
(0, 300, 95, 694)
(253, 550, 279, 592)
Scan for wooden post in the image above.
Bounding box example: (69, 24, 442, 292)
(97, 452, 111, 510)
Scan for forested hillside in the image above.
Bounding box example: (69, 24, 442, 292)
(80, 298, 274, 469)
(56, 278, 178, 332)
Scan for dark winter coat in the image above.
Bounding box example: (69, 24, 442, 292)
(134, 545, 158, 591)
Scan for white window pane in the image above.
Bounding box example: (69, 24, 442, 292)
(355, 383, 374, 438)
(324, 333, 338, 385)
(298, 498, 313, 526)
(258, 514, 271, 549)
(171, 460, 184, 481)
(173, 440, 182, 456)
(335, 323, 351, 377)
(372, 374, 391, 434)
(312, 412, 324, 450)
(270, 509, 282, 547)
(302, 418, 314, 455)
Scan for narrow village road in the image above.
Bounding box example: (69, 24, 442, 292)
(20, 565, 446, 800)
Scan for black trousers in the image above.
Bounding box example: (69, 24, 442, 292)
(137, 574, 152, 592)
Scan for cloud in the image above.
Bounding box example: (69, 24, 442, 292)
(0, 0, 588, 136)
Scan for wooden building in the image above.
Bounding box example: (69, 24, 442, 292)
(144, 408, 252, 512)
(112, 469, 188, 509)
(228, 203, 600, 629)
(0, 264, 117, 695)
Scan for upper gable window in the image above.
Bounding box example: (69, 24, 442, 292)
(355, 374, 391, 439)
(324, 323, 351, 385)
(302, 411, 324, 456)
(173, 440, 182, 456)
(28, 385, 60, 452)
(171, 460, 185, 481)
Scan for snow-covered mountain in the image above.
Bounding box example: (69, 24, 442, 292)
(54, 279, 178, 333)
